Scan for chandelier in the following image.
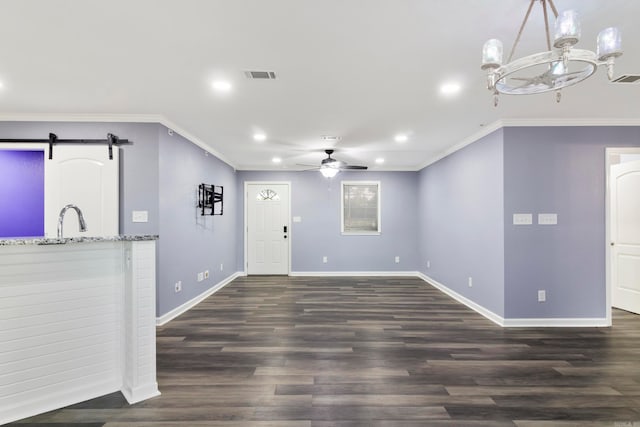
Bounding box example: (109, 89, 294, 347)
(481, 0, 623, 105)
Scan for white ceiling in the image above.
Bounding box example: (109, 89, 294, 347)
(2, 0, 639, 170)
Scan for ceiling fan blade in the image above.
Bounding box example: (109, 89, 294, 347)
(341, 165, 368, 170)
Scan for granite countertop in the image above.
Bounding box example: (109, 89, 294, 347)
(0, 235, 159, 246)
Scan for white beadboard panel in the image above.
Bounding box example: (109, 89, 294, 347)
(0, 240, 158, 424)
(120, 240, 160, 404)
(0, 331, 116, 365)
(0, 242, 122, 421)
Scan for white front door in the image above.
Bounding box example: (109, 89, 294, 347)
(246, 183, 290, 275)
(44, 146, 119, 238)
(611, 160, 640, 314)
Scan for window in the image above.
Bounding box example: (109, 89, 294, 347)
(257, 189, 280, 201)
(341, 181, 381, 234)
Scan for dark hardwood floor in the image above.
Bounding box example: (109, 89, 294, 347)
(11, 275, 640, 426)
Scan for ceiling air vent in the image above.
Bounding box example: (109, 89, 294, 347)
(611, 74, 640, 84)
(244, 70, 277, 80)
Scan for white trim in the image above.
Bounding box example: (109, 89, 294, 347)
(0, 112, 237, 170)
(419, 118, 640, 170)
(243, 181, 292, 276)
(418, 120, 505, 169)
(417, 273, 609, 328)
(502, 317, 609, 327)
(156, 272, 243, 326)
(290, 271, 420, 277)
(416, 273, 505, 326)
(3, 114, 639, 173)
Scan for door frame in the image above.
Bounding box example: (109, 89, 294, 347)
(243, 181, 292, 275)
(605, 147, 640, 325)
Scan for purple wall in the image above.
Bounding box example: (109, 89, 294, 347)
(503, 126, 640, 318)
(418, 130, 505, 316)
(237, 170, 420, 272)
(0, 150, 45, 237)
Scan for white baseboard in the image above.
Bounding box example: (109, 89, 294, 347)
(416, 272, 609, 328)
(416, 272, 505, 326)
(154, 270, 609, 329)
(121, 383, 161, 405)
(156, 272, 243, 326)
(290, 271, 421, 277)
(502, 318, 610, 327)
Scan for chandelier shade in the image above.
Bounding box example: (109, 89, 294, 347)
(481, 0, 622, 104)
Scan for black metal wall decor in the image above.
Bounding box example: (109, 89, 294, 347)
(198, 184, 223, 216)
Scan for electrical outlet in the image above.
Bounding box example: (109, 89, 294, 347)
(220, 263, 223, 271)
(513, 213, 533, 225)
(323, 256, 328, 263)
(468, 277, 473, 288)
(204, 270, 209, 279)
(395, 256, 400, 263)
(197, 272, 204, 282)
(538, 290, 546, 302)
(427, 260, 431, 269)
(174, 281, 182, 292)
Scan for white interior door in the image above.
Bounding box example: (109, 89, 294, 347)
(611, 160, 640, 314)
(44, 146, 119, 238)
(246, 183, 290, 275)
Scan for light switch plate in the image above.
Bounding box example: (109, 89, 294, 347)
(293, 216, 302, 223)
(132, 210, 148, 223)
(513, 213, 533, 225)
(538, 213, 558, 225)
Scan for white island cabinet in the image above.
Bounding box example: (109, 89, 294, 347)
(0, 236, 160, 425)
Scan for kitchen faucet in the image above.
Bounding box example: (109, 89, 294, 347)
(57, 204, 87, 238)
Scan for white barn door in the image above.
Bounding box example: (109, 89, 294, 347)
(44, 146, 119, 238)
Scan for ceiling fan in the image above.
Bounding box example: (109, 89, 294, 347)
(305, 149, 368, 178)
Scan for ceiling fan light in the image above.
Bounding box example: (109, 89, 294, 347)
(481, 39, 503, 70)
(320, 166, 339, 178)
(597, 27, 623, 61)
(553, 10, 581, 48)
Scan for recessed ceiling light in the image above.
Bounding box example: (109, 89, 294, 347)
(375, 158, 385, 164)
(272, 157, 282, 164)
(253, 133, 266, 142)
(440, 82, 462, 96)
(212, 80, 232, 92)
(394, 134, 408, 143)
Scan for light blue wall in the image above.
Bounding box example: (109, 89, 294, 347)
(417, 130, 505, 316)
(157, 128, 238, 316)
(237, 170, 420, 272)
(503, 126, 640, 318)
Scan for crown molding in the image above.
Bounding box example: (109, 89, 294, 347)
(500, 117, 640, 127)
(418, 117, 640, 170)
(2, 114, 638, 173)
(0, 113, 164, 123)
(0, 113, 238, 170)
(418, 120, 505, 170)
